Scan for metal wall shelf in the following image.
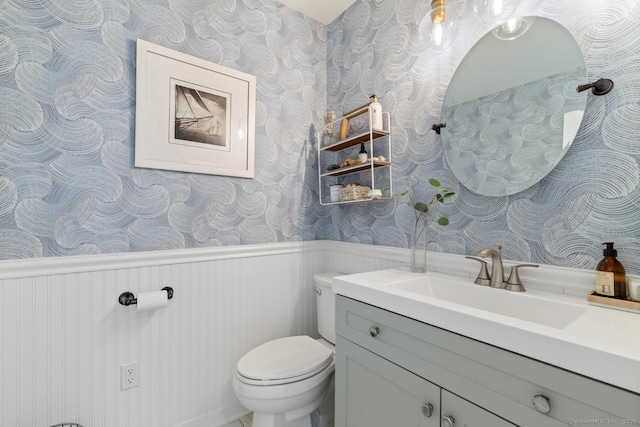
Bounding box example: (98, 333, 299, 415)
(318, 107, 393, 205)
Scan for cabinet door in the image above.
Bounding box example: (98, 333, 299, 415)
(335, 336, 440, 427)
(441, 389, 518, 427)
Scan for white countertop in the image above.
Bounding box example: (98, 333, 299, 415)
(333, 267, 640, 394)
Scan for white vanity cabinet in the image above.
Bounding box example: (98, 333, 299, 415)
(335, 296, 640, 427)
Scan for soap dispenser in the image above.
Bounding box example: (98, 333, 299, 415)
(369, 94, 383, 130)
(595, 242, 628, 299)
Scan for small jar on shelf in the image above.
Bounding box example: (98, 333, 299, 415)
(329, 184, 343, 202)
(358, 143, 368, 163)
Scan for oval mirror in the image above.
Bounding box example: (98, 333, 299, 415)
(440, 16, 588, 197)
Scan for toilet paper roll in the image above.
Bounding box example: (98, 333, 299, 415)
(137, 290, 168, 312)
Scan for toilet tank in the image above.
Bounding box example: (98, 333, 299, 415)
(314, 272, 342, 344)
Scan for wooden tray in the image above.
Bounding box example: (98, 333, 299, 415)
(587, 291, 640, 313)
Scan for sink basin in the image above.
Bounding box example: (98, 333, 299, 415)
(390, 274, 586, 329)
(333, 267, 640, 394)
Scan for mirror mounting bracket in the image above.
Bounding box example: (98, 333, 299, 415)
(576, 78, 614, 96)
(431, 122, 446, 134)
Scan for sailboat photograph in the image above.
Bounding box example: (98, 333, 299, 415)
(174, 84, 228, 147)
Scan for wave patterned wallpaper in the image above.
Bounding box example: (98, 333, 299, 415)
(0, 0, 326, 258)
(2, 0, 640, 275)
(326, 0, 640, 273)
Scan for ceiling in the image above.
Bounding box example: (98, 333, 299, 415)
(275, 0, 357, 25)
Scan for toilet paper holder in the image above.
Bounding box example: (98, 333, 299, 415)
(119, 286, 174, 306)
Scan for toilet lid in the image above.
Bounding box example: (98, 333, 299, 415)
(237, 336, 333, 381)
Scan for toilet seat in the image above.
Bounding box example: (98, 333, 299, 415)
(236, 336, 334, 386)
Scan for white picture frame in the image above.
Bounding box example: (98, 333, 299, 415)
(134, 39, 256, 178)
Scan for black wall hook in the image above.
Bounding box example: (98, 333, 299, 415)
(119, 286, 174, 306)
(576, 78, 614, 96)
(431, 122, 446, 134)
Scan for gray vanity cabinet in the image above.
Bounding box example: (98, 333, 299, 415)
(336, 335, 515, 427)
(335, 296, 640, 427)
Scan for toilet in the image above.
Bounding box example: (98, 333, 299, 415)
(232, 272, 341, 427)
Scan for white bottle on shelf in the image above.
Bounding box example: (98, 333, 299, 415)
(370, 94, 383, 131)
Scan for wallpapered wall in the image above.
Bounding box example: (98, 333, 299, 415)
(0, 0, 326, 258)
(2, 0, 640, 274)
(326, 0, 640, 273)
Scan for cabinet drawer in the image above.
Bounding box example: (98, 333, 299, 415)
(336, 296, 640, 427)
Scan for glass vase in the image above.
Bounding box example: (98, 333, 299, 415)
(323, 133, 337, 147)
(411, 219, 428, 273)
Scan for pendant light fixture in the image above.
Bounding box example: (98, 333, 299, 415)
(473, 0, 521, 25)
(419, 0, 459, 49)
(491, 16, 535, 40)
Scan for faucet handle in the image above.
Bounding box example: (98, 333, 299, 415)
(465, 257, 491, 286)
(505, 264, 539, 292)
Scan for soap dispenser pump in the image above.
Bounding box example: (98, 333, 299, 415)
(595, 242, 628, 299)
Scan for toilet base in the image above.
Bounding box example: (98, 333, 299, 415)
(238, 370, 335, 427)
(311, 374, 335, 427)
(250, 383, 326, 427)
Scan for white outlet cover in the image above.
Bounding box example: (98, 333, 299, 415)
(121, 362, 140, 390)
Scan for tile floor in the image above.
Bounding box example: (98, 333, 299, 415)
(221, 413, 334, 427)
(222, 413, 253, 427)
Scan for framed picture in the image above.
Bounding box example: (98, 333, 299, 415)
(135, 39, 256, 178)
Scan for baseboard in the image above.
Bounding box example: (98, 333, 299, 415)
(176, 402, 249, 427)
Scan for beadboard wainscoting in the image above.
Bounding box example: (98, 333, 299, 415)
(0, 241, 406, 427)
(0, 240, 600, 427)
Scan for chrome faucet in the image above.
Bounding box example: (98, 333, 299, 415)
(477, 246, 505, 288)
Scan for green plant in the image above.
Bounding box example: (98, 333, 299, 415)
(398, 178, 455, 241)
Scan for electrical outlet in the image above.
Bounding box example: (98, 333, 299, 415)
(121, 362, 139, 390)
